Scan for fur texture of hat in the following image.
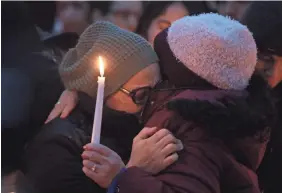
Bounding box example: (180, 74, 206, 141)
(166, 13, 257, 90)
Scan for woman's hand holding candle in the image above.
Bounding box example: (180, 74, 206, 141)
(82, 127, 183, 188)
(82, 143, 125, 188)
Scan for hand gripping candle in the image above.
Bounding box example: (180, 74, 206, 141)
(91, 56, 105, 143)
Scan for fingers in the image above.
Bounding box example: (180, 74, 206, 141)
(45, 103, 64, 124)
(81, 151, 106, 163)
(82, 166, 108, 188)
(82, 166, 99, 180)
(60, 90, 78, 118)
(149, 128, 171, 143)
(161, 143, 182, 156)
(156, 133, 178, 149)
(134, 127, 158, 141)
(176, 139, 184, 151)
(45, 90, 78, 124)
(84, 143, 112, 157)
(163, 153, 179, 167)
(83, 160, 103, 172)
(60, 102, 75, 118)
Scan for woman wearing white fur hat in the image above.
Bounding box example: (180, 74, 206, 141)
(103, 13, 275, 193)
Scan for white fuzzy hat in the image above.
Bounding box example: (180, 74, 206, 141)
(167, 13, 257, 90)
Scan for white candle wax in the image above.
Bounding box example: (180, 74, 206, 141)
(91, 76, 105, 143)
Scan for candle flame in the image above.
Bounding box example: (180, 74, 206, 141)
(98, 56, 104, 77)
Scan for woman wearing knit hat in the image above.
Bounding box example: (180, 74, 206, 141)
(90, 13, 274, 193)
(240, 2, 282, 193)
(24, 21, 183, 193)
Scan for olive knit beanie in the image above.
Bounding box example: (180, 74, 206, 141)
(59, 21, 159, 98)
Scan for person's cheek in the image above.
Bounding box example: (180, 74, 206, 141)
(122, 98, 141, 114)
(268, 57, 282, 88)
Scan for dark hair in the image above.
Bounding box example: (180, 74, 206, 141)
(167, 74, 276, 142)
(136, 1, 211, 39)
(240, 1, 282, 56)
(2, 2, 35, 30)
(24, 1, 56, 32)
(2, 2, 43, 66)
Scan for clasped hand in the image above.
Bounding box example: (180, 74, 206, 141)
(82, 127, 183, 188)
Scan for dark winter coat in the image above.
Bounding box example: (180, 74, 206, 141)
(115, 89, 267, 193)
(23, 95, 141, 193)
(2, 2, 64, 174)
(258, 81, 282, 193)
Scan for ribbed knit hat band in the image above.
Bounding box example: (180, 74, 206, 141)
(59, 21, 159, 98)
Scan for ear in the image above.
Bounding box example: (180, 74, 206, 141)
(91, 9, 105, 23)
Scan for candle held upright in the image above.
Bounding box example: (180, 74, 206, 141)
(91, 56, 105, 143)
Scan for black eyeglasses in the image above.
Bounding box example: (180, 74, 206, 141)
(119, 86, 152, 105)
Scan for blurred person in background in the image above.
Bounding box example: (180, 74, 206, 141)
(217, 1, 251, 21)
(26, 1, 79, 61)
(54, 1, 144, 34)
(54, 1, 93, 34)
(92, 1, 144, 32)
(241, 2, 282, 193)
(2, 1, 65, 192)
(136, 1, 211, 45)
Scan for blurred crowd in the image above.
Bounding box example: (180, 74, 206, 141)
(24, 1, 251, 44)
(2, 1, 282, 193)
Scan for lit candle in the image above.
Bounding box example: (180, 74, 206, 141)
(91, 56, 105, 143)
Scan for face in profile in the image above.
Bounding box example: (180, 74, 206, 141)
(257, 53, 282, 88)
(147, 2, 189, 45)
(106, 63, 161, 114)
(105, 1, 143, 32)
(217, 1, 250, 21)
(268, 56, 282, 88)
